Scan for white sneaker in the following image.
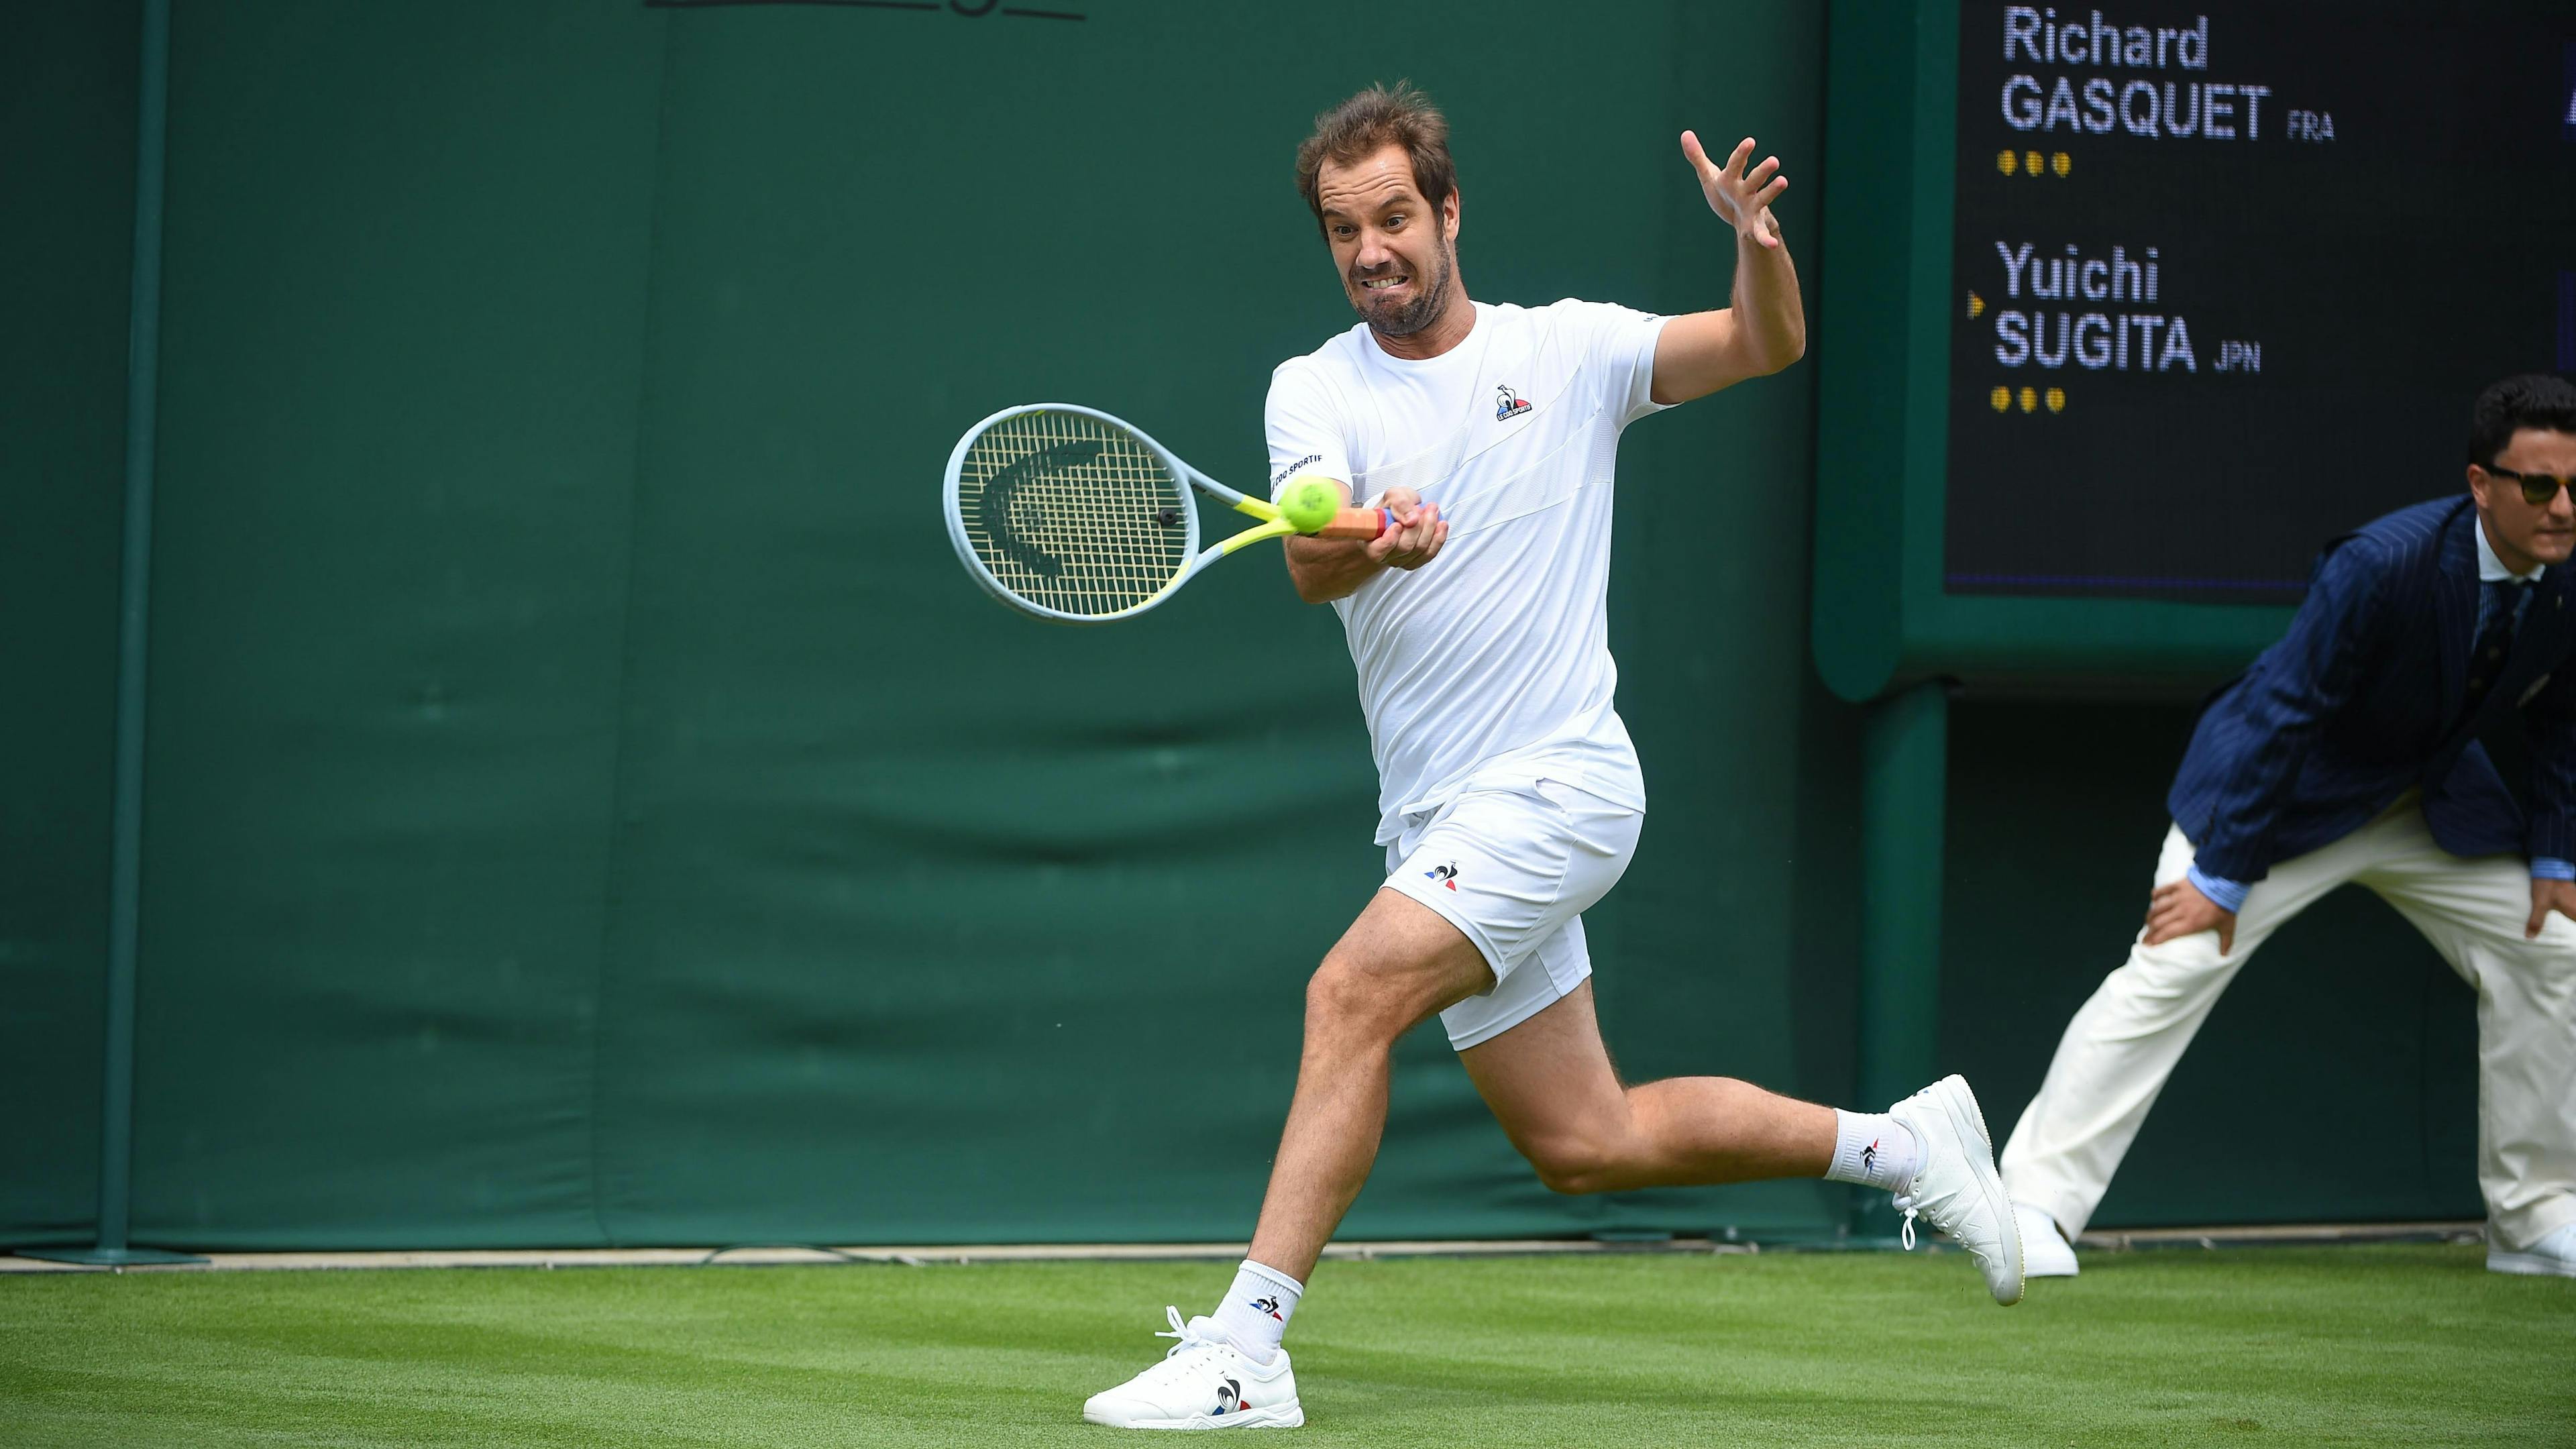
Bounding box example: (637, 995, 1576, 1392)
(2015, 1200, 2078, 1278)
(2487, 1220, 2576, 1278)
(1081, 1307, 1304, 1430)
(1886, 1075, 2025, 1305)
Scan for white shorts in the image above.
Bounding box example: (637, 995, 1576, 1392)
(1383, 777, 1644, 1051)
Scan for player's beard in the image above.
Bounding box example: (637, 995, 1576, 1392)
(1351, 233, 1456, 339)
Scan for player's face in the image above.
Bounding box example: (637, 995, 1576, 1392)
(2471, 427, 2576, 570)
(1316, 145, 1459, 338)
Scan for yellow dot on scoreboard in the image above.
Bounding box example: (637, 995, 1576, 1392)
(1996, 150, 2019, 176)
(2019, 386, 2039, 413)
(1968, 291, 1985, 318)
(2024, 151, 2043, 176)
(1990, 386, 2011, 412)
(2045, 386, 2066, 412)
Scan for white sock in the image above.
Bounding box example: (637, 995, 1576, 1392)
(1209, 1259, 1303, 1361)
(1823, 1110, 1923, 1193)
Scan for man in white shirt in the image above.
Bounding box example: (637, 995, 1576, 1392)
(1083, 85, 2025, 1432)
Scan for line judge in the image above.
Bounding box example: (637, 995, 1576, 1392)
(2004, 374, 2576, 1281)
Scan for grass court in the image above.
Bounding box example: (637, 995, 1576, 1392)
(5, 1244, 2569, 1446)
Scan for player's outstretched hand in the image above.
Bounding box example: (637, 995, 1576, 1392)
(2143, 877, 2235, 953)
(1680, 130, 1786, 249)
(1366, 486, 1447, 572)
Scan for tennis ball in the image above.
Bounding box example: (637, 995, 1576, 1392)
(1278, 477, 1341, 534)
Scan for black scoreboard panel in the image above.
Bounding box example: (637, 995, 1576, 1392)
(1943, 1, 2576, 605)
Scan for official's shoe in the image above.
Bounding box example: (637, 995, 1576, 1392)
(1886, 1075, 2025, 1305)
(2015, 1200, 2079, 1278)
(2487, 1220, 2576, 1278)
(1081, 1306, 1304, 1430)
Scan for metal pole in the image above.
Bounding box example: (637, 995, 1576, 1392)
(27, 0, 202, 1269)
(1850, 679, 1950, 1238)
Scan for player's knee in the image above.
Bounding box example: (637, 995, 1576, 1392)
(1303, 953, 1412, 1043)
(1523, 1136, 1622, 1195)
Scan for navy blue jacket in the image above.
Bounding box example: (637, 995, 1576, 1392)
(2169, 496, 2576, 883)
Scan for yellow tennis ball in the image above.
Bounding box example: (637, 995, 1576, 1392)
(1278, 477, 1340, 534)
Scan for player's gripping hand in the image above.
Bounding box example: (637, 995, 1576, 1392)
(1366, 486, 1448, 572)
(2143, 877, 2236, 953)
(2524, 878, 2576, 939)
(1680, 130, 1786, 249)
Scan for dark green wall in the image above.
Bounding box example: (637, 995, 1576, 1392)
(1, 2, 138, 1247)
(5, 1, 2489, 1251)
(131, 1, 663, 1246)
(24, 0, 1857, 1251)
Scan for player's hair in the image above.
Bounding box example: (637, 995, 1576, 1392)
(2469, 374, 2576, 469)
(1295, 83, 1456, 236)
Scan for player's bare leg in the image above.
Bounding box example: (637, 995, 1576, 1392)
(1460, 981, 1833, 1189)
(1246, 888, 1494, 1281)
(1081, 890, 1488, 1430)
(1466, 980, 2022, 1303)
(1085, 898, 2023, 1429)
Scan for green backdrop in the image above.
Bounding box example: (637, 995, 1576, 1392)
(2, 1, 138, 1248)
(6, 0, 2480, 1252)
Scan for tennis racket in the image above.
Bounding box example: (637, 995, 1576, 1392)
(943, 403, 1391, 624)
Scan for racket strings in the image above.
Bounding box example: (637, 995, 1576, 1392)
(955, 411, 1192, 618)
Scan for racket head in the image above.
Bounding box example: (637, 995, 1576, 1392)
(943, 404, 1203, 624)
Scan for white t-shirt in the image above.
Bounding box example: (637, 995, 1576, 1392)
(1265, 298, 1672, 845)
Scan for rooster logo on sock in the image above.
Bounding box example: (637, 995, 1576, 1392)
(1247, 1294, 1283, 1321)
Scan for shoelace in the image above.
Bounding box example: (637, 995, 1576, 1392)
(1151, 1305, 1228, 1366)
(1892, 1179, 1996, 1270)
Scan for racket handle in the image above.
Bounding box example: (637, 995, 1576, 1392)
(1313, 507, 1393, 541)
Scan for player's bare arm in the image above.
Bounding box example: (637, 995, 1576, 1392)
(1650, 131, 1807, 406)
(1284, 483, 1446, 604)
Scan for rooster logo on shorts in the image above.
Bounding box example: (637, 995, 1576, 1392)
(1424, 862, 1459, 891)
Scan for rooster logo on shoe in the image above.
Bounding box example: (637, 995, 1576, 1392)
(1424, 862, 1459, 891)
(1213, 1379, 1242, 1415)
(1247, 1295, 1283, 1321)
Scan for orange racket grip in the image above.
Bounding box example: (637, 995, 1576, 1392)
(1313, 507, 1393, 541)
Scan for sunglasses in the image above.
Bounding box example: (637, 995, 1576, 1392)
(2489, 466, 2576, 507)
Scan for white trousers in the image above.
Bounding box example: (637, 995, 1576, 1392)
(1999, 799, 2576, 1249)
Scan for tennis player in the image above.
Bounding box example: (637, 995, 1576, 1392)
(1082, 85, 2022, 1432)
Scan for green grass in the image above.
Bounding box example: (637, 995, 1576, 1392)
(2, 1246, 2569, 1446)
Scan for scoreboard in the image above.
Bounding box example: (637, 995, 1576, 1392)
(1812, 0, 2576, 700)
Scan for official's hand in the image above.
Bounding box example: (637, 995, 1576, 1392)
(1680, 130, 1787, 250)
(1366, 486, 1447, 572)
(2525, 878, 2576, 939)
(2144, 877, 2236, 953)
